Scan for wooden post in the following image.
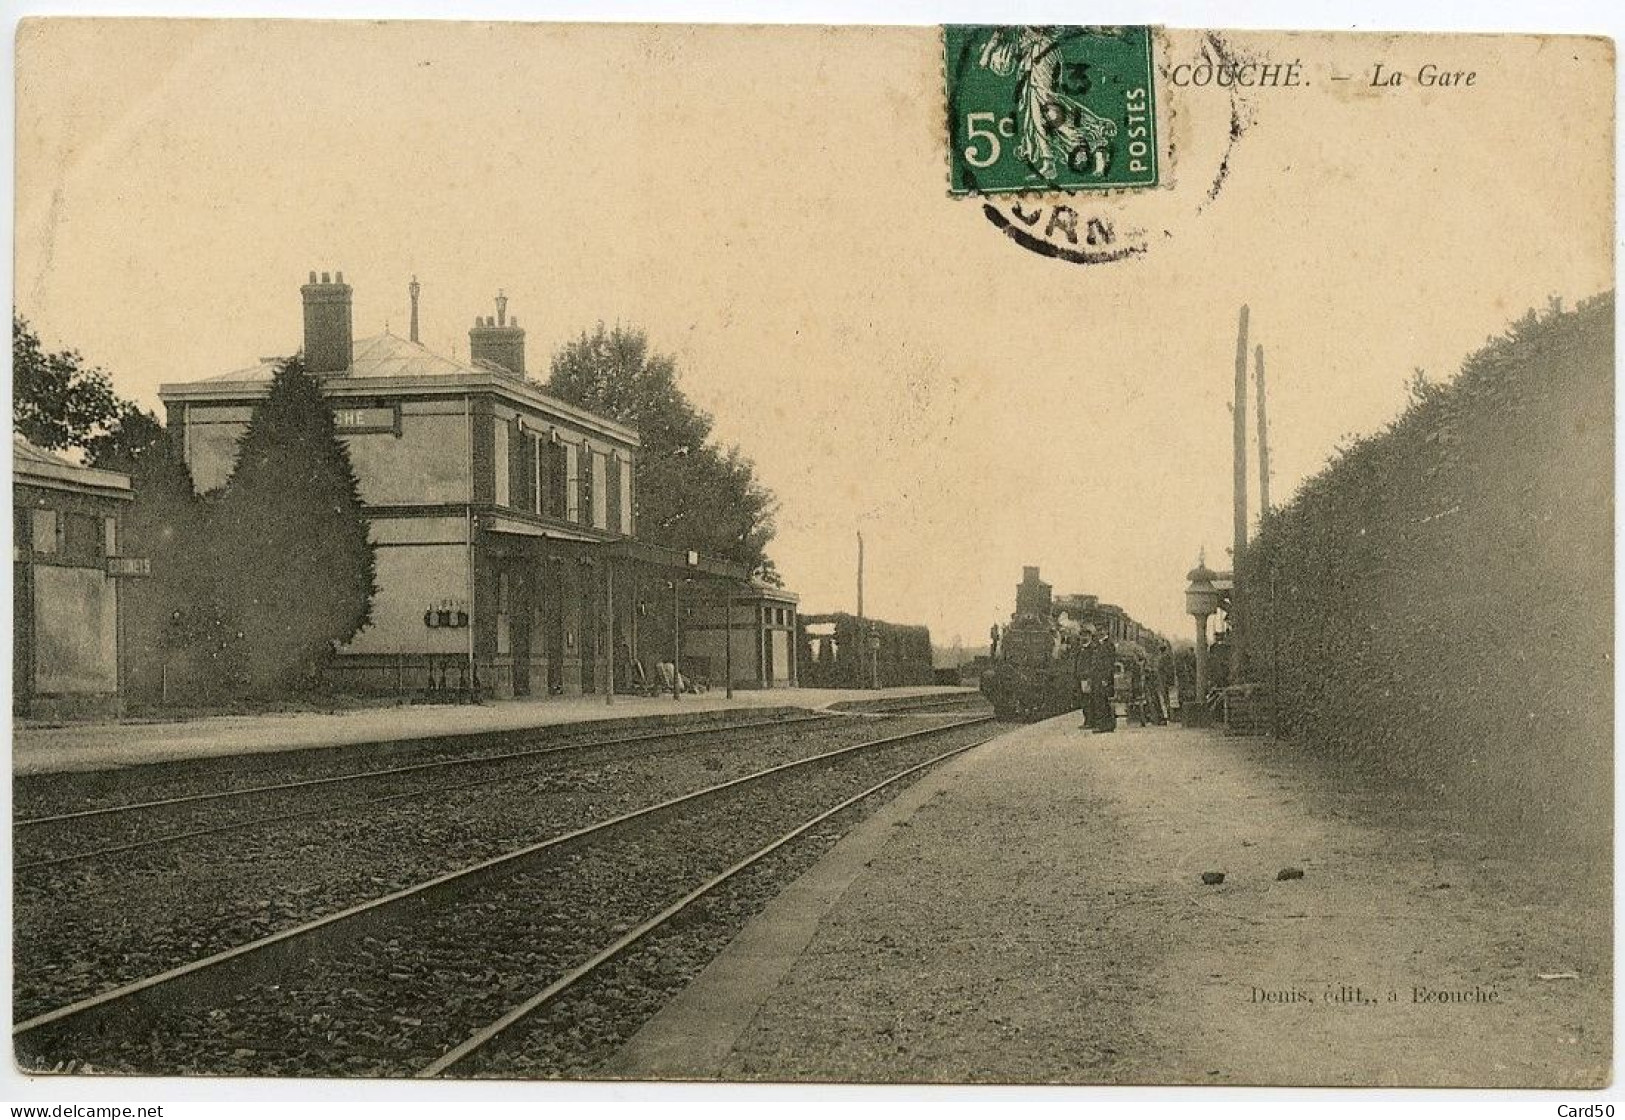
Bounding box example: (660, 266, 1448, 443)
(724, 585, 735, 699)
(1193, 612, 1210, 719)
(672, 579, 682, 701)
(604, 561, 615, 706)
(1231, 305, 1249, 684)
(466, 505, 477, 702)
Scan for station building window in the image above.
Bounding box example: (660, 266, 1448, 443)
(494, 421, 510, 507)
(579, 440, 595, 527)
(531, 431, 544, 516)
(496, 571, 511, 656)
(607, 455, 623, 535)
(30, 508, 59, 555)
(566, 443, 580, 522)
(62, 512, 103, 564)
(591, 451, 608, 531)
(619, 457, 633, 536)
(540, 437, 566, 519)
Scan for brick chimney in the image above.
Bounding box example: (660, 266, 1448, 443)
(301, 270, 353, 375)
(468, 291, 525, 376)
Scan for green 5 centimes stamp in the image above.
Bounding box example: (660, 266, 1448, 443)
(945, 25, 1159, 195)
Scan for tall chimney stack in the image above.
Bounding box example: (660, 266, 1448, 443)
(302, 270, 353, 375)
(468, 292, 525, 376)
(408, 275, 421, 344)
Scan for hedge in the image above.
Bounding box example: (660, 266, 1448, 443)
(798, 612, 936, 688)
(1237, 294, 1612, 844)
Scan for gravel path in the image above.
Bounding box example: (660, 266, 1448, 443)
(22, 720, 996, 1076)
(697, 719, 1609, 1088)
(13, 716, 951, 1020)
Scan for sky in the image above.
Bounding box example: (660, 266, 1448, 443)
(12, 20, 1614, 645)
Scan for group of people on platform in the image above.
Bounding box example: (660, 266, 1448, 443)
(986, 614, 1176, 729)
(1074, 625, 1172, 733)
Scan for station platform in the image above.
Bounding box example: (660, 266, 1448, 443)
(608, 718, 1611, 1088)
(9, 686, 975, 777)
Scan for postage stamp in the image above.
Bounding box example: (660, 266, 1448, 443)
(944, 25, 1160, 196)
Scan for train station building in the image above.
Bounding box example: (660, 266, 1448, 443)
(12, 437, 135, 718)
(159, 271, 797, 698)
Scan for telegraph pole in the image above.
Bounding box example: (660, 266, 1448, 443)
(1256, 343, 1272, 516)
(856, 531, 866, 689)
(1231, 305, 1249, 684)
(856, 531, 865, 621)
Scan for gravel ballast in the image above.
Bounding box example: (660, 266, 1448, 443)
(19, 719, 997, 1076)
(13, 715, 969, 1020)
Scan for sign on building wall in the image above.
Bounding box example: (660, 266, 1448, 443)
(332, 405, 401, 434)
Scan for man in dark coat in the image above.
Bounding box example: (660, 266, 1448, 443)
(1090, 629, 1118, 732)
(1075, 630, 1095, 729)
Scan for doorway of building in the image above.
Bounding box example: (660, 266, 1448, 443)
(511, 569, 531, 697)
(763, 618, 774, 687)
(580, 564, 597, 694)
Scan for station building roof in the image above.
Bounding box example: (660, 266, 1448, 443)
(13, 437, 133, 501)
(160, 331, 639, 448)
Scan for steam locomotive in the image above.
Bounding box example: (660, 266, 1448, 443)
(979, 565, 1165, 722)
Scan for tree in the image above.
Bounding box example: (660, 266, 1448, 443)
(215, 358, 377, 695)
(84, 401, 171, 473)
(109, 433, 238, 702)
(546, 324, 780, 581)
(14, 313, 172, 469)
(13, 313, 119, 451)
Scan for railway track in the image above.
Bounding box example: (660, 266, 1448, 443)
(829, 691, 988, 716)
(15, 715, 998, 1077)
(428, 733, 993, 1078)
(14, 711, 841, 871)
(15, 713, 952, 1020)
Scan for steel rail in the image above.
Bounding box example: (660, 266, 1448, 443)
(13, 714, 993, 1057)
(12, 708, 884, 871)
(16, 712, 837, 829)
(420, 728, 998, 1078)
(837, 693, 987, 715)
(17, 713, 851, 873)
(878, 696, 986, 712)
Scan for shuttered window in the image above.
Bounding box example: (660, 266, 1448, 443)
(512, 419, 531, 513)
(550, 442, 568, 518)
(531, 432, 544, 515)
(578, 440, 594, 526)
(493, 421, 510, 508)
(623, 456, 635, 535)
(565, 442, 580, 522)
(591, 451, 608, 531)
(606, 455, 623, 535)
